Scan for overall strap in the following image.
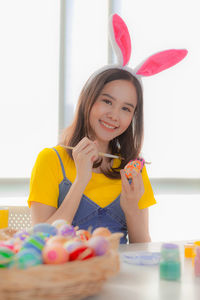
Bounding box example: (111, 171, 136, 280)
(52, 148, 66, 179)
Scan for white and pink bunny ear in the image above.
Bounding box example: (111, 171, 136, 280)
(109, 14, 131, 67)
(136, 49, 188, 77)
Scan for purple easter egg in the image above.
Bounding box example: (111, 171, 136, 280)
(58, 224, 76, 238)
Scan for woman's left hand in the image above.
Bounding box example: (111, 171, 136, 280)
(120, 168, 145, 214)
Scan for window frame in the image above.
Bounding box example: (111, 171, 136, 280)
(0, 0, 199, 205)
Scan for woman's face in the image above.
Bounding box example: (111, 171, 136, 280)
(89, 79, 137, 145)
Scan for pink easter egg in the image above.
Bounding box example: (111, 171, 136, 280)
(42, 244, 69, 264)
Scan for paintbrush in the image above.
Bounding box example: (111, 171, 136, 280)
(60, 145, 124, 160)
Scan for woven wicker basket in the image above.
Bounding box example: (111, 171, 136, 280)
(0, 230, 122, 300)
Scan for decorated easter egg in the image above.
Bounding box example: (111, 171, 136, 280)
(92, 227, 111, 238)
(33, 223, 58, 237)
(13, 230, 30, 242)
(69, 245, 95, 261)
(42, 244, 69, 264)
(51, 219, 68, 229)
(0, 247, 15, 268)
(87, 236, 109, 256)
(46, 235, 69, 246)
(0, 240, 15, 251)
(58, 224, 76, 238)
(12, 248, 42, 269)
(76, 229, 91, 241)
(63, 240, 83, 253)
(124, 158, 145, 179)
(21, 233, 46, 254)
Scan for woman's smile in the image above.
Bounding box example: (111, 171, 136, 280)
(99, 120, 118, 131)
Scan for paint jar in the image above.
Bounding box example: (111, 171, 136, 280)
(184, 243, 195, 258)
(194, 246, 200, 276)
(160, 243, 181, 281)
(192, 241, 200, 265)
(0, 207, 9, 229)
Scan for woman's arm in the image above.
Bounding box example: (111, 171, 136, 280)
(125, 206, 151, 243)
(31, 178, 87, 225)
(120, 169, 151, 243)
(31, 137, 99, 225)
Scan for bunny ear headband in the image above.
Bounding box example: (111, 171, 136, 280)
(87, 14, 188, 86)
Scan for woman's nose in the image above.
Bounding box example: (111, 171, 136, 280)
(107, 107, 119, 121)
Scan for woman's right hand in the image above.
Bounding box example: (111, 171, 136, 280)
(72, 137, 99, 186)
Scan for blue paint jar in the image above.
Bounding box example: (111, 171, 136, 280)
(159, 243, 181, 281)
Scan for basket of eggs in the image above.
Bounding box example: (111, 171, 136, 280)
(0, 220, 123, 300)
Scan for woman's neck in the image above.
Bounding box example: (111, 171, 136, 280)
(95, 140, 110, 154)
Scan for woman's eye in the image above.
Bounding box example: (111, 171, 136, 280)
(122, 107, 131, 112)
(102, 99, 112, 105)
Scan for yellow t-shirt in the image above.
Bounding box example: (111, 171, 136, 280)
(28, 146, 156, 209)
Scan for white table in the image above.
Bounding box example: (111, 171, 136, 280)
(87, 241, 200, 300)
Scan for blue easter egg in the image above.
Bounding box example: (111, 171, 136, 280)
(33, 223, 58, 236)
(22, 233, 46, 254)
(13, 248, 42, 269)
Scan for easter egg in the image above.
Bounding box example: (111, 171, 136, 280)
(92, 227, 111, 238)
(124, 158, 145, 179)
(52, 219, 68, 229)
(0, 241, 15, 251)
(13, 230, 30, 242)
(42, 244, 69, 264)
(63, 240, 83, 253)
(58, 224, 76, 238)
(76, 229, 91, 241)
(22, 233, 46, 254)
(69, 245, 95, 261)
(33, 223, 58, 237)
(87, 236, 109, 256)
(0, 247, 15, 268)
(46, 236, 69, 246)
(12, 248, 42, 269)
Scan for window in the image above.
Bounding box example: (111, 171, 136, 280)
(0, 0, 60, 178)
(0, 0, 199, 242)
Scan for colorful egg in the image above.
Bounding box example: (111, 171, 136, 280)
(46, 236, 69, 246)
(0, 240, 15, 251)
(33, 223, 58, 237)
(21, 233, 46, 254)
(92, 227, 111, 238)
(42, 244, 69, 264)
(58, 224, 76, 238)
(12, 248, 42, 269)
(64, 240, 83, 253)
(51, 219, 68, 229)
(13, 230, 30, 242)
(87, 236, 109, 256)
(76, 229, 91, 241)
(0, 247, 15, 268)
(124, 158, 145, 179)
(69, 245, 95, 261)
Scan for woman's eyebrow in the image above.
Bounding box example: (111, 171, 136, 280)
(101, 93, 135, 109)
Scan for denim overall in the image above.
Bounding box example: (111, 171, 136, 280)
(53, 148, 128, 243)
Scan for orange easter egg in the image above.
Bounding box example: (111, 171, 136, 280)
(76, 230, 91, 241)
(42, 244, 69, 264)
(92, 227, 111, 238)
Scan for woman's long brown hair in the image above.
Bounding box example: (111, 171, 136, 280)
(59, 68, 144, 179)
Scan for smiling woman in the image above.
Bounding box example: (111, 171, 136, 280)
(29, 67, 156, 244)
